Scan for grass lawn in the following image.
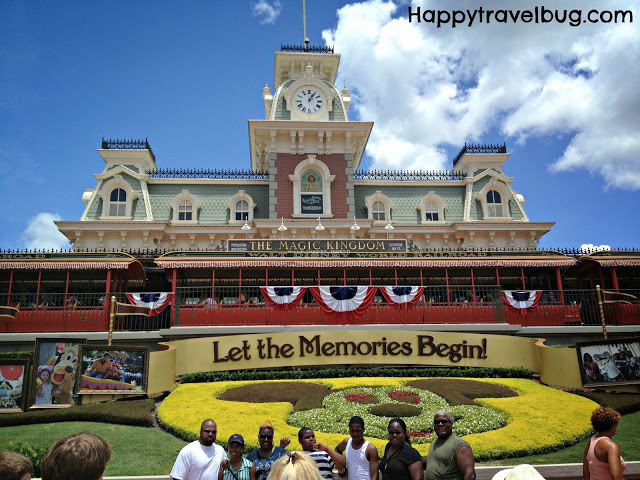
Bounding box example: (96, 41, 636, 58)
(0, 421, 187, 476)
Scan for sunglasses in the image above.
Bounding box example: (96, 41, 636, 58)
(202, 429, 217, 434)
(434, 420, 451, 425)
(388, 431, 404, 436)
(259, 434, 274, 439)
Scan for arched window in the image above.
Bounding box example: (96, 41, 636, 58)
(228, 191, 257, 224)
(424, 201, 439, 221)
(289, 156, 335, 217)
(487, 190, 503, 217)
(365, 191, 392, 223)
(109, 189, 126, 216)
(235, 200, 249, 221)
(178, 200, 193, 221)
(99, 175, 138, 219)
(170, 190, 201, 224)
(372, 201, 386, 221)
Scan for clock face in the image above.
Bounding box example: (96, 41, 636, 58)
(295, 88, 324, 114)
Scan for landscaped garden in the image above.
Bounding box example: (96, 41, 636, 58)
(1, 367, 640, 477)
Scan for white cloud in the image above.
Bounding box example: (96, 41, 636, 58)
(580, 243, 612, 252)
(324, 0, 640, 188)
(252, 0, 282, 24)
(21, 213, 69, 250)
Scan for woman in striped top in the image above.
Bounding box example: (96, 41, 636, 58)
(583, 407, 626, 480)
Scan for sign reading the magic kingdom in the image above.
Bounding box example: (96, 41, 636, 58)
(228, 239, 407, 253)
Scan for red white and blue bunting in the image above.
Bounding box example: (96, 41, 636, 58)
(260, 287, 307, 310)
(309, 286, 377, 320)
(126, 293, 174, 317)
(501, 290, 542, 315)
(380, 286, 425, 309)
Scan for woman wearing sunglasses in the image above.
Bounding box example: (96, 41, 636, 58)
(247, 423, 291, 480)
(378, 418, 423, 480)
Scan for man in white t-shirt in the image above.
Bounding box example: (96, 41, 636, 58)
(171, 419, 226, 480)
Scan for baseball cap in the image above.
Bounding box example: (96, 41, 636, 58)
(228, 434, 244, 446)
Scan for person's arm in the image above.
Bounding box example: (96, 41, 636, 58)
(456, 446, 476, 480)
(367, 444, 380, 480)
(249, 462, 256, 480)
(335, 438, 348, 455)
(604, 441, 625, 480)
(315, 442, 346, 471)
(583, 441, 591, 480)
(408, 460, 423, 480)
(279, 437, 291, 448)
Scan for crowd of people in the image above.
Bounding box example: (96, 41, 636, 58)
(169, 411, 477, 480)
(0, 407, 627, 480)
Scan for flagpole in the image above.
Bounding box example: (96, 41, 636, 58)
(596, 285, 608, 339)
(108, 295, 116, 346)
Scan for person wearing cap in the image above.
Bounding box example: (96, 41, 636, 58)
(171, 419, 226, 480)
(425, 410, 475, 480)
(219, 434, 256, 480)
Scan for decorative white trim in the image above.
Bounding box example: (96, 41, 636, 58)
(476, 178, 511, 220)
(288, 155, 335, 217)
(227, 190, 257, 224)
(365, 191, 391, 222)
(418, 191, 447, 224)
(170, 190, 201, 225)
(98, 175, 138, 219)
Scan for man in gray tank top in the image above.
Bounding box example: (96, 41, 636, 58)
(425, 410, 476, 480)
(335, 416, 380, 480)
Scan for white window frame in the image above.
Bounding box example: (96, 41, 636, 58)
(476, 179, 511, 220)
(228, 190, 257, 225)
(170, 190, 201, 225)
(365, 191, 392, 224)
(418, 192, 446, 225)
(98, 175, 138, 220)
(289, 155, 335, 218)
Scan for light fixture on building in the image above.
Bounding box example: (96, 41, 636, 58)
(315, 217, 325, 231)
(350, 219, 360, 232)
(241, 221, 251, 239)
(278, 217, 288, 239)
(385, 221, 394, 239)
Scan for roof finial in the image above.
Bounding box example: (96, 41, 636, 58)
(302, 0, 309, 50)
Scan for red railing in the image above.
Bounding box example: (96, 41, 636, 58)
(1, 290, 638, 333)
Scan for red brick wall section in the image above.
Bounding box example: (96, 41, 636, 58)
(274, 153, 349, 219)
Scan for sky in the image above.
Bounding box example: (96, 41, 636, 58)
(1, 0, 639, 251)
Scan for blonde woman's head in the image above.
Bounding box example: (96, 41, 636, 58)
(267, 451, 322, 480)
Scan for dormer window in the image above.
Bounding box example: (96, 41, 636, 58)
(170, 190, 201, 224)
(487, 190, 503, 217)
(365, 191, 392, 224)
(418, 192, 446, 224)
(98, 175, 138, 220)
(235, 200, 249, 221)
(372, 201, 386, 221)
(109, 189, 126, 216)
(228, 191, 257, 224)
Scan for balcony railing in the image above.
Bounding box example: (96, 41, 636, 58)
(1, 288, 638, 333)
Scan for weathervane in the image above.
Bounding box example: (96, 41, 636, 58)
(302, 0, 309, 49)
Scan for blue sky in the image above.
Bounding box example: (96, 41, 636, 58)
(1, 0, 639, 251)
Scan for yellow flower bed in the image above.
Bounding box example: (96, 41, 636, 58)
(157, 378, 597, 459)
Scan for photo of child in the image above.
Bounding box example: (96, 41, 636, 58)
(35, 365, 54, 405)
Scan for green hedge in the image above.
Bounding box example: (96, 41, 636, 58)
(2, 441, 48, 477)
(181, 367, 533, 383)
(0, 351, 33, 360)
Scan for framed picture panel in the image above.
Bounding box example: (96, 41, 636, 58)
(77, 345, 149, 395)
(576, 337, 640, 387)
(30, 338, 86, 408)
(0, 358, 30, 413)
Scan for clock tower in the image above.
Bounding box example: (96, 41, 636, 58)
(248, 42, 373, 231)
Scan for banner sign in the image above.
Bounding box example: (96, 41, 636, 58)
(167, 330, 542, 374)
(228, 239, 407, 253)
(301, 195, 323, 214)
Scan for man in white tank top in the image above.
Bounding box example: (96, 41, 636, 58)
(335, 416, 380, 480)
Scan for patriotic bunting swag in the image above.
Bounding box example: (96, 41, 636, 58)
(260, 287, 307, 310)
(309, 286, 377, 320)
(380, 286, 425, 309)
(126, 293, 174, 316)
(501, 290, 541, 315)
